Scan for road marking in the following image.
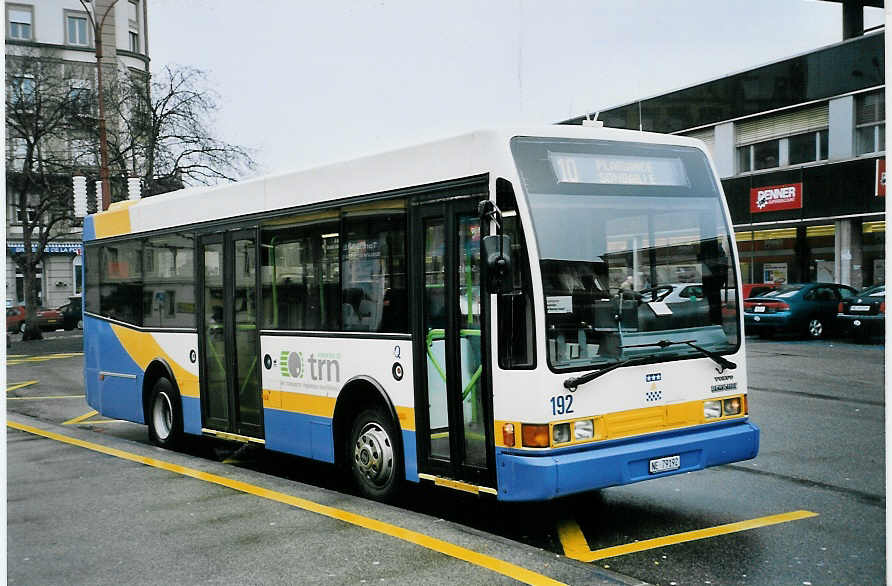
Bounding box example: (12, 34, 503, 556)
(7, 395, 85, 401)
(63, 410, 99, 425)
(7, 352, 83, 365)
(6, 380, 39, 392)
(7, 421, 566, 586)
(558, 510, 819, 562)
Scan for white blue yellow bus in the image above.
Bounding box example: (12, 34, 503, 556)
(82, 126, 758, 501)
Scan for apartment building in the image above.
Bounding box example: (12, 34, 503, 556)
(6, 0, 149, 308)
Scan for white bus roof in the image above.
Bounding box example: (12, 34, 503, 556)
(87, 126, 706, 241)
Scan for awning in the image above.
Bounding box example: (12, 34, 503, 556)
(7, 241, 82, 254)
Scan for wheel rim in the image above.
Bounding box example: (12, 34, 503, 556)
(808, 319, 823, 337)
(353, 421, 394, 489)
(152, 391, 173, 441)
(18, 322, 24, 334)
(76, 319, 83, 329)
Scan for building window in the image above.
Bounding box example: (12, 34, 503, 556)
(10, 75, 35, 106)
(738, 139, 780, 173)
(67, 79, 92, 116)
(8, 5, 33, 40)
(128, 1, 139, 53)
(65, 13, 89, 47)
(788, 130, 828, 165)
(69, 137, 96, 166)
(9, 137, 28, 171)
(856, 91, 885, 155)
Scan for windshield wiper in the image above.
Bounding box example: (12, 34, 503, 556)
(621, 339, 736, 372)
(563, 356, 655, 391)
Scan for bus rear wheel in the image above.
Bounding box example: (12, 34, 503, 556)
(148, 377, 182, 449)
(349, 407, 402, 501)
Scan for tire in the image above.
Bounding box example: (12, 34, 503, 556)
(76, 318, 83, 330)
(17, 321, 25, 334)
(348, 407, 402, 501)
(806, 317, 824, 339)
(147, 377, 183, 448)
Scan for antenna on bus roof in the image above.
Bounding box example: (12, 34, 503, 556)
(582, 111, 603, 128)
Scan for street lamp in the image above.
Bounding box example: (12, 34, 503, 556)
(79, 0, 121, 212)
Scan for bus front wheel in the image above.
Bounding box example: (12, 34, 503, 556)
(349, 407, 402, 501)
(148, 377, 182, 449)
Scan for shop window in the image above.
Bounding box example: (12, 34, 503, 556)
(855, 91, 885, 155)
(341, 203, 408, 333)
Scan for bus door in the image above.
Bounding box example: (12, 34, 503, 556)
(198, 229, 264, 440)
(412, 195, 495, 488)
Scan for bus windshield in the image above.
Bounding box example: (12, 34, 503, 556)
(511, 137, 739, 370)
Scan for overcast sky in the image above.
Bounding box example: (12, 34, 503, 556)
(146, 0, 884, 177)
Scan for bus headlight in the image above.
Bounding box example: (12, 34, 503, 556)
(553, 423, 571, 444)
(703, 400, 722, 419)
(574, 419, 594, 440)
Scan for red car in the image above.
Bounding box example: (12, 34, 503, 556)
(742, 283, 779, 299)
(6, 305, 64, 333)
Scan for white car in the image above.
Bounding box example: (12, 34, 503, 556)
(640, 283, 704, 304)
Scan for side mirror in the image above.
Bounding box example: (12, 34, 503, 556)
(482, 235, 512, 294)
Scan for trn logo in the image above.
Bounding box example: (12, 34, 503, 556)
(281, 351, 303, 378)
(280, 350, 341, 383)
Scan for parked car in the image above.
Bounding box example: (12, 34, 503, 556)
(742, 283, 779, 299)
(6, 305, 64, 333)
(743, 282, 858, 338)
(57, 296, 83, 330)
(639, 283, 704, 304)
(837, 284, 885, 343)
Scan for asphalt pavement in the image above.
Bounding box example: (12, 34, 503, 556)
(5, 330, 886, 584)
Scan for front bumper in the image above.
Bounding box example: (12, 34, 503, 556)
(495, 419, 759, 501)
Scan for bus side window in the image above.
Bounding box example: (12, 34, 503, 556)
(496, 178, 535, 368)
(341, 203, 408, 333)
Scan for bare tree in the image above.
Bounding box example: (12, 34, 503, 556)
(105, 65, 256, 197)
(6, 52, 89, 339)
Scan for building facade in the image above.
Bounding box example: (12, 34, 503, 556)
(563, 30, 884, 289)
(5, 0, 149, 308)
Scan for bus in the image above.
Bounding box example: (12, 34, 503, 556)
(82, 126, 758, 501)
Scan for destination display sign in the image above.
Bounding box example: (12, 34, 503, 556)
(549, 152, 689, 186)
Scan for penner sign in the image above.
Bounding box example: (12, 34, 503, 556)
(750, 182, 803, 213)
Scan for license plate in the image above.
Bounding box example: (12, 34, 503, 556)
(649, 455, 680, 474)
(850, 305, 871, 312)
(754, 306, 766, 313)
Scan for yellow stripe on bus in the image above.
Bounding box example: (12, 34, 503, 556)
(110, 325, 199, 398)
(7, 420, 564, 586)
(263, 390, 416, 432)
(92, 200, 137, 238)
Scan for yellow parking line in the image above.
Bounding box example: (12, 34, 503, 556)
(558, 510, 819, 562)
(6, 380, 39, 392)
(7, 421, 565, 586)
(62, 410, 99, 425)
(7, 395, 85, 401)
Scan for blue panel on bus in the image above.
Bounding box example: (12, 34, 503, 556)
(181, 396, 202, 435)
(83, 316, 145, 423)
(495, 419, 759, 501)
(402, 430, 418, 483)
(263, 409, 335, 463)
